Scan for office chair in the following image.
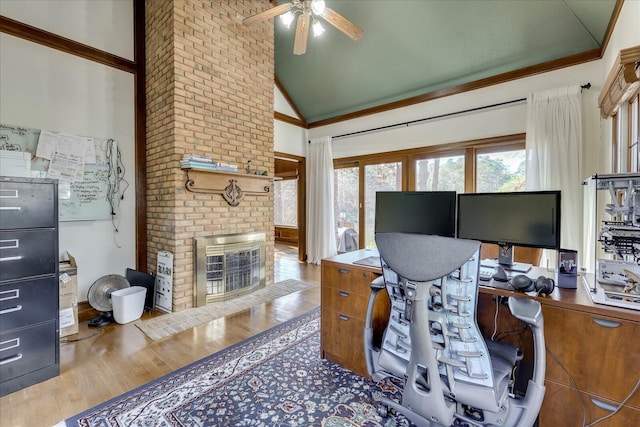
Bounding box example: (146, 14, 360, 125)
(338, 227, 359, 252)
(364, 233, 546, 427)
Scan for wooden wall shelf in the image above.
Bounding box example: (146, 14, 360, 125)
(183, 168, 277, 206)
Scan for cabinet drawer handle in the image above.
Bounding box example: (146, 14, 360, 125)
(0, 189, 19, 199)
(592, 318, 621, 328)
(0, 353, 23, 365)
(0, 256, 23, 262)
(339, 314, 350, 321)
(339, 291, 349, 297)
(0, 289, 19, 301)
(0, 239, 20, 250)
(589, 397, 618, 412)
(0, 305, 22, 315)
(0, 206, 21, 211)
(0, 337, 20, 351)
(338, 268, 350, 274)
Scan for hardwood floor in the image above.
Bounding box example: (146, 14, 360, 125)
(0, 243, 321, 427)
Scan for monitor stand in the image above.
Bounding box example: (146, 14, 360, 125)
(480, 244, 532, 273)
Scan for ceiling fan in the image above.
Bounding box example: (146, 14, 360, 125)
(243, 0, 364, 55)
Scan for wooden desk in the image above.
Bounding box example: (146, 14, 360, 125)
(320, 250, 640, 427)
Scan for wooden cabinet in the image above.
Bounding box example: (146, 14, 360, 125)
(539, 305, 640, 426)
(321, 252, 389, 378)
(0, 177, 59, 397)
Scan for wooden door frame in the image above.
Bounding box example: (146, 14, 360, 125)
(275, 152, 307, 262)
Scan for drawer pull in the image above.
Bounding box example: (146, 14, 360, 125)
(0, 239, 19, 249)
(0, 206, 21, 211)
(0, 305, 22, 315)
(0, 189, 19, 199)
(0, 337, 20, 351)
(0, 289, 19, 301)
(339, 314, 350, 321)
(338, 268, 350, 274)
(589, 397, 618, 412)
(592, 318, 621, 328)
(0, 354, 23, 365)
(0, 256, 23, 262)
(339, 291, 349, 297)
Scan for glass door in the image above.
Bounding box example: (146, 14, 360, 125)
(364, 161, 403, 247)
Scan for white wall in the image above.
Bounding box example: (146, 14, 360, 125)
(274, 86, 308, 156)
(0, 0, 134, 60)
(0, 1, 136, 302)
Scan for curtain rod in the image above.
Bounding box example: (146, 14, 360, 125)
(329, 82, 591, 141)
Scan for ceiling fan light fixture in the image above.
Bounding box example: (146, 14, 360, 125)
(310, 0, 326, 17)
(312, 20, 325, 37)
(280, 11, 295, 29)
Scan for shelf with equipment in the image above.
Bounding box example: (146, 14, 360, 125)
(182, 168, 279, 206)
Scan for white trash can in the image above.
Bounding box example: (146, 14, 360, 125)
(112, 286, 147, 324)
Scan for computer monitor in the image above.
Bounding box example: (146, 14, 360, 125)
(456, 191, 561, 271)
(375, 191, 456, 237)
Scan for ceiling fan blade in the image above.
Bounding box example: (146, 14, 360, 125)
(242, 3, 293, 26)
(293, 14, 310, 55)
(323, 7, 363, 41)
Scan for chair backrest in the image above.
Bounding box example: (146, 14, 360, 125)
(366, 232, 546, 427)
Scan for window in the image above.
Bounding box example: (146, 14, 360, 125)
(476, 148, 525, 192)
(415, 154, 465, 193)
(599, 46, 639, 172)
(364, 161, 403, 247)
(611, 91, 639, 172)
(334, 166, 359, 240)
(630, 92, 639, 172)
(274, 179, 297, 226)
(333, 135, 524, 247)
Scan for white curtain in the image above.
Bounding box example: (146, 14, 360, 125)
(525, 85, 583, 262)
(306, 136, 337, 264)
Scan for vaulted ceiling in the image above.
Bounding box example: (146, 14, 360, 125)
(272, 0, 620, 126)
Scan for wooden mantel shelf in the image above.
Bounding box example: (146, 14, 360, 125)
(183, 168, 278, 206)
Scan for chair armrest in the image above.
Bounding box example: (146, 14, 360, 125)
(371, 275, 386, 289)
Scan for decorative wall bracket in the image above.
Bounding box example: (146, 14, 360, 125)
(184, 168, 276, 206)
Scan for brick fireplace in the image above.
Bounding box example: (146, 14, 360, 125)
(145, 1, 275, 311)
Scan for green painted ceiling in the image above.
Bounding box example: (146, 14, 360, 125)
(274, 0, 618, 124)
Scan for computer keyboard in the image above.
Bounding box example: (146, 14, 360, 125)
(479, 266, 495, 281)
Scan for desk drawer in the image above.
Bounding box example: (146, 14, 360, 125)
(543, 305, 640, 407)
(541, 380, 640, 427)
(0, 277, 58, 332)
(322, 264, 377, 296)
(0, 229, 57, 281)
(322, 286, 368, 320)
(0, 181, 56, 230)
(0, 321, 58, 382)
(321, 308, 366, 376)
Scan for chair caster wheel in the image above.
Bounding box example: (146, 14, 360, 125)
(377, 405, 390, 418)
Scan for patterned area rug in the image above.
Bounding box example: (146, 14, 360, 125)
(135, 279, 312, 340)
(64, 307, 413, 427)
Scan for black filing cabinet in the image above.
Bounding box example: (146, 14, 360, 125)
(0, 176, 59, 396)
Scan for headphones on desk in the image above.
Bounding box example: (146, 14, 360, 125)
(511, 274, 555, 295)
